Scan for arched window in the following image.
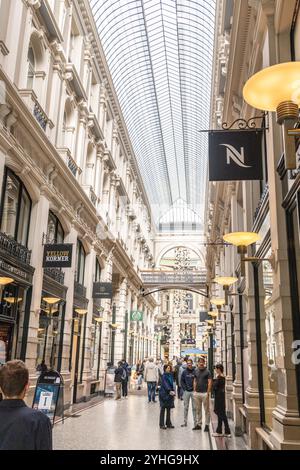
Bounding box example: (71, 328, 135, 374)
(186, 293, 193, 312)
(95, 258, 101, 282)
(75, 240, 86, 285)
(47, 211, 64, 243)
(27, 46, 35, 89)
(0, 167, 31, 246)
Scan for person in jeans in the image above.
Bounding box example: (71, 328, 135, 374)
(144, 357, 158, 403)
(0, 360, 52, 450)
(159, 364, 175, 429)
(180, 359, 196, 428)
(114, 362, 124, 400)
(193, 357, 212, 431)
(212, 363, 231, 437)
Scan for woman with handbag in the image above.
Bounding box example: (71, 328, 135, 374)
(159, 364, 176, 429)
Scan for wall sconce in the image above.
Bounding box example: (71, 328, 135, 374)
(223, 232, 261, 276)
(0, 277, 14, 286)
(94, 317, 103, 323)
(75, 308, 88, 316)
(4, 297, 23, 304)
(243, 62, 300, 169)
(213, 276, 238, 304)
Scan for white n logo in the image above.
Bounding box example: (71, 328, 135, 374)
(220, 144, 252, 168)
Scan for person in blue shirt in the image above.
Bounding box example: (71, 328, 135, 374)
(159, 364, 176, 429)
(0, 360, 52, 450)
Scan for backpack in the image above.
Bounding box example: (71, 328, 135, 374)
(121, 368, 127, 381)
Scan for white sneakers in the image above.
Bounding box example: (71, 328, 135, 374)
(212, 432, 232, 438)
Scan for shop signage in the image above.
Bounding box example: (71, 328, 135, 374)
(209, 129, 263, 181)
(43, 244, 73, 268)
(181, 338, 196, 345)
(32, 369, 64, 424)
(92, 282, 113, 299)
(0, 259, 31, 282)
(130, 310, 143, 321)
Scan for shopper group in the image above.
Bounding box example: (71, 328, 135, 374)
(113, 355, 231, 437)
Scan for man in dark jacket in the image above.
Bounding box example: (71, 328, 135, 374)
(0, 360, 52, 450)
(180, 359, 197, 429)
(114, 362, 124, 400)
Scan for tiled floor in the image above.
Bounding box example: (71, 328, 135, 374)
(53, 392, 247, 451)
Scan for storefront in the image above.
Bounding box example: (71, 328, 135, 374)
(0, 167, 34, 364)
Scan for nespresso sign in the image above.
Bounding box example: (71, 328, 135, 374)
(93, 282, 113, 299)
(43, 244, 73, 268)
(209, 129, 263, 181)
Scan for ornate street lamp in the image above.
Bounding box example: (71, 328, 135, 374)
(214, 276, 238, 304)
(223, 232, 261, 276)
(243, 62, 300, 169)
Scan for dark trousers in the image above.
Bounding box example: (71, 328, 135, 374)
(177, 385, 183, 399)
(160, 407, 172, 427)
(147, 382, 156, 402)
(216, 410, 230, 434)
(122, 380, 128, 397)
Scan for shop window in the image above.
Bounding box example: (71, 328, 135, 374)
(36, 297, 63, 371)
(0, 284, 26, 363)
(0, 167, 32, 246)
(291, 2, 300, 60)
(75, 240, 86, 285)
(47, 210, 64, 244)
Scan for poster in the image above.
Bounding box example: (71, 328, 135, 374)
(32, 370, 62, 424)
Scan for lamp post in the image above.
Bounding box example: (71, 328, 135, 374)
(110, 302, 116, 365)
(223, 232, 261, 277)
(243, 62, 300, 169)
(210, 298, 226, 319)
(214, 277, 238, 305)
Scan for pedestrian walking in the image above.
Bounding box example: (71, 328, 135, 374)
(180, 359, 197, 428)
(144, 358, 158, 403)
(121, 359, 130, 398)
(114, 361, 124, 400)
(159, 364, 176, 429)
(0, 360, 52, 450)
(212, 364, 231, 437)
(193, 357, 212, 432)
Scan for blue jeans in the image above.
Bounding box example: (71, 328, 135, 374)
(147, 382, 156, 402)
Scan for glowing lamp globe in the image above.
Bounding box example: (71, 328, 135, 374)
(243, 62, 300, 115)
(214, 276, 238, 287)
(223, 232, 260, 248)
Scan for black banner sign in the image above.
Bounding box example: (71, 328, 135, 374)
(209, 129, 263, 181)
(199, 311, 209, 322)
(93, 282, 113, 299)
(43, 244, 73, 268)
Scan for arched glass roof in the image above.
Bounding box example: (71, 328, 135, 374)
(90, 0, 216, 226)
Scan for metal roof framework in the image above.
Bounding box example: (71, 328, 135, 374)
(90, 0, 216, 225)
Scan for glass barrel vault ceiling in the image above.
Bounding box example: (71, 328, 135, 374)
(90, 0, 216, 228)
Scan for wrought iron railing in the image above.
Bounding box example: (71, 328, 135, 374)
(0, 232, 31, 264)
(44, 267, 65, 285)
(33, 102, 48, 131)
(74, 280, 87, 298)
(68, 155, 78, 177)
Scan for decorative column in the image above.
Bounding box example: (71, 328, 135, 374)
(99, 251, 113, 390)
(59, 224, 77, 406)
(75, 101, 88, 174)
(26, 191, 49, 382)
(114, 277, 127, 362)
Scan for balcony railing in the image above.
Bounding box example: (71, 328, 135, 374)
(19, 89, 52, 134)
(74, 280, 87, 298)
(44, 267, 65, 285)
(0, 232, 31, 264)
